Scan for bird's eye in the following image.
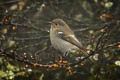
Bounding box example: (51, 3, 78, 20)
(55, 23, 58, 26)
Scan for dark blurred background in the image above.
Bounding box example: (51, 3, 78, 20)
(0, 0, 120, 80)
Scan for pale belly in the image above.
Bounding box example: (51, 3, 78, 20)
(51, 37, 79, 54)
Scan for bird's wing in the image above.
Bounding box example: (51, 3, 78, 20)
(57, 31, 87, 54)
(65, 35, 87, 54)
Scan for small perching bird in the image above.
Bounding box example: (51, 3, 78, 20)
(50, 19, 88, 56)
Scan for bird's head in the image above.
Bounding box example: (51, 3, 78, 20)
(50, 19, 74, 36)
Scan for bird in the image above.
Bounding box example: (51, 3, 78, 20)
(50, 18, 88, 57)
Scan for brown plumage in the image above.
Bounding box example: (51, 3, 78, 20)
(50, 19, 87, 56)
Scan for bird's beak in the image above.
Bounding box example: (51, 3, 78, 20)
(51, 22, 57, 28)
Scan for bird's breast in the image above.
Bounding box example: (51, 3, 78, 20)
(50, 36, 78, 54)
